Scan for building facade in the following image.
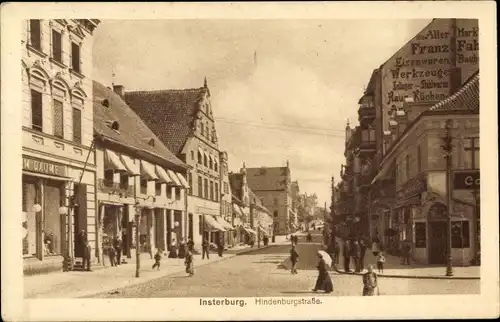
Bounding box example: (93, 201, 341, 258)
(219, 151, 234, 246)
(93, 82, 189, 265)
(245, 163, 292, 236)
(123, 79, 227, 250)
(22, 19, 100, 274)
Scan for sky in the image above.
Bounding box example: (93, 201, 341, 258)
(92, 19, 431, 206)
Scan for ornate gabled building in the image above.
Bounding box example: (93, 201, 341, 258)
(22, 19, 100, 274)
(122, 79, 230, 249)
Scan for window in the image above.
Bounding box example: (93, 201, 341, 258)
(209, 157, 213, 170)
(201, 123, 204, 136)
(22, 180, 37, 256)
(203, 155, 208, 167)
(120, 174, 129, 189)
(451, 221, 470, 248)
(415, 222, 426, 248)
(140, 178, 148, 195)
(214, 161, 218, 172)
(72, 108, 82, 144)
(191, 151, 194, 160)
(71, 42, 81, 73)
(198, 215, 203, 235)
(206, 122, 209, 138)
(215, 182, 219, 202)
(464, 137, 479, 169)
(155, 182, 162, 196)
(224, 182, 229, 194)
(166, 185, 172, 199)
(175, 187, 181, 200)
(104, 169, 114, 183)
(197, 175, 203, 197)
(52, 30, 62, 63)
(417, 145, 422, 173)
(53, 99, 64, 138)
(273, 211, 278, 218)
(198, 151, 202, 164)
(31, 89, 43, 132)
(204, 178, 208, 199)
(210, 181, 214, 200)
(29, 20, 41, 50)
(188, 173, 193, 195)
(405, 155, 410, 181)
(43, 181, 64, 255)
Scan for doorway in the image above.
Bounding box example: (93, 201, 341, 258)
(428, 221, 447, 264)
(73, 183, 87, 258)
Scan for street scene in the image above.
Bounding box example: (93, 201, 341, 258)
(19, 17, 481, 299)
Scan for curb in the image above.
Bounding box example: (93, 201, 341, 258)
(332, 266, 480, 280)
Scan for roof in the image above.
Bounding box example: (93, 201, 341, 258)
(92, 81, 187, 170)
(228, 173, 244, 200)
(428, 71, 479, 113)
(358, 69, 379, 103)
(245, 167, 289, 191)
(124, 87, 209, 156)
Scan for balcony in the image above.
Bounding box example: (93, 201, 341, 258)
(97, 179, 135, 198)
(358, 105, 376, 126)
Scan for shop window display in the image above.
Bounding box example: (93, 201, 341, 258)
(22, 180, 37, 257)
(43, 180, 64, 255)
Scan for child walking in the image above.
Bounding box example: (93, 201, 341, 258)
(185, 250, 194, 276)
(152, 249, 162, 270)
(376, 252, 386, 274)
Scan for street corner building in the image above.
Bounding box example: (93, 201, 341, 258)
(244, 162, 294, 236)
(122, 79, 229, 251)
(334, 18, 479, 266)
(93, 81, 190, 265)
(21, 19, 100, 275)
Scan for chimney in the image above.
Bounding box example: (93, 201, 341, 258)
(113, 85, 125, 97)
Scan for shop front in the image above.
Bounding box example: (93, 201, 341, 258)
(22, 155, 95, 274)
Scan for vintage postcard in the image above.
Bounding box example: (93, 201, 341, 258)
(1, 1, 498, 321)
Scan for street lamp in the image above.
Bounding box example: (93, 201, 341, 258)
(441, 119, 454, 277)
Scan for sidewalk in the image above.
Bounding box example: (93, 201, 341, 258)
(24, 238, 290, 299)
(332, 237, 480, 280)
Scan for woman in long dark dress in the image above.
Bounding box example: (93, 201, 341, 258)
(312, 252, 333, 293)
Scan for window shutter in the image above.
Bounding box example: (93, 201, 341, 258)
(53, 99, 64, 138)
(72, 107, 82, 144)
(31, 90, 43, 131)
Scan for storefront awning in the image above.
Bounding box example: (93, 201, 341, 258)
(242, 226, 257, 236)
(175, 172, 190, 189)
(204, 215, 226, 232)
(120, 154, 140, 175)
(105, 150, 127, 172)
(215, 216, 234, 230)
(155, 165, 174, 184)
(140, 160, 158, 180)
(394, 196, 421, 209)
(22, 170, 72, 181)
(167, 169, 182, 186)
(233, 217, 242, 226)
(232, 203, 243, 217)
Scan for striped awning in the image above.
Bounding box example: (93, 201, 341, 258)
(175, 172, 190, 189)
(232, 203, 243, 217)
(204, 215, 226, 232)
(120, 154, 140, 175)
(140, 160, 158, 180)
(215, 216, 234, 230)
(167, 169, 182, 186)
(155, 166, 174, 184)
(242, 226, 257, 236)
(104, 150, 127, 172)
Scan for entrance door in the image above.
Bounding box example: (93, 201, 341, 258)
(428, 221, 447, 264)
(73, 183, 87, 258)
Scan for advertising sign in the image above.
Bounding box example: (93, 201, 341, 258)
(380, 19, 479, 133)
(453, 170, 480, 190)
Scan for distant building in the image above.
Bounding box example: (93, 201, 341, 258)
(245, 162, 292, 236)
(21, 19, 100, 274)
(123, 79, 229, 249)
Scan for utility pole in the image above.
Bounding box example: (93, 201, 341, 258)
(442, 119, 454, 276)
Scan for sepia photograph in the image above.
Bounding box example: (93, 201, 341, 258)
(1, 2, 498, 321)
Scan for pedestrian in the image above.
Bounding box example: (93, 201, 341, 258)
(113, 236, 122, 266)
(168, 240, 178, 258)
(342, 239, 351, 272)
(202, 237, 210, 260)
(362, 265, 379, 296)
(108, 244, 117, 267)
(185, 250, 194, 276)
(351, 240, 361, 272)
(152, 248, 162, 270)
(333, 240, 340, 265)
(178, 238, 186, 259)
(359, 239, 367, 272)
(187, 237, 195, 252)
(377, 252, 386, 274)
(82, 238, 92, 271)
(402, 241, 411, 265)
(372, 239, 381, 257)
(290, 245, 299, 274)
(312, 252, 333, 293)
(216, 236, 224, 258)
(307, 232, 312, 242)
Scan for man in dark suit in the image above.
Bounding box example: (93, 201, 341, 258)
(80, 230, 92, 271)
(202, 237, 210, 260)
(342, 239, 351, 272)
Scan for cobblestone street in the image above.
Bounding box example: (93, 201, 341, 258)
(88, 234, 479, 298)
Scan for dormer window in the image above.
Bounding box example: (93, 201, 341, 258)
(148, 138, 155, 147)
(102, 99, 109, 107)
(106, 120, 120, 132)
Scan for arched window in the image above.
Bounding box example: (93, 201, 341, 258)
(28, 66, 50, 132)
(198, 151, 203, 164)
(204, 154, 208, 167)
(71, 87, 86, 144)
(209, 156, 213, 170)
(206, 122, 209, 138)
(214, 160, 218, 172)
(201, 123, 204, 136)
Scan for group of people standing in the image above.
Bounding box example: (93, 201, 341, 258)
(341, 238, 368, 273)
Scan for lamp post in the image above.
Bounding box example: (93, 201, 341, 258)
(134, 201, 141, 278)
(442, 119, 454, 276)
